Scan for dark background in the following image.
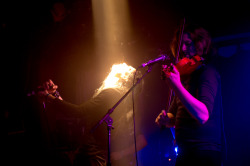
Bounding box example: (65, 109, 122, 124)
(1, 0, 250, 165)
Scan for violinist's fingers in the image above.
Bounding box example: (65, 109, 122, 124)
(158, 110, 167, 121)
(162, 65, 168, 70)
(160, 112, 167, 120)
(156, 111, 163, 121)
(162, 110, 167, 116)
(170, 64, 179, 75)
(160, 115, 166, 120)
(156, 112, 168, 126)
(155, 114, 163, 125)
(165, 71, 171, 78)
(162, 66, 171, 78)
(162, 65, 168, 73)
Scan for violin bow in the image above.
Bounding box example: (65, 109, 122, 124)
(166, 17, 185, 109)
(175, 17, 185, 64)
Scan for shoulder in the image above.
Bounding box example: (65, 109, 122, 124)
(200, 64, 221, 81)
(80, 88, 123, 112)
(93, 88, 123, 105)
(97, 88, 122, 98)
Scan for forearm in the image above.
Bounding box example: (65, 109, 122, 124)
(172, 82, 209, 124)
(46, 94, 83, 118)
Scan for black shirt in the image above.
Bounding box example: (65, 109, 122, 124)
(168, 64, 222, 152)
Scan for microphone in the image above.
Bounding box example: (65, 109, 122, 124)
(139, 54, 168, 68)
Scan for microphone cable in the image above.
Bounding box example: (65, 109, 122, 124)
(132, 68, 139, 166)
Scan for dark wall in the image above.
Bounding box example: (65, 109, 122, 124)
(216, 43, 250, 166)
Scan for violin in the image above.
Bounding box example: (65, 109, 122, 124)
(175, 55, 204, 76)
(161, 55, 204, 79)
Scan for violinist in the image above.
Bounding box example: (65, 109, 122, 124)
(155, 24, 223, 166)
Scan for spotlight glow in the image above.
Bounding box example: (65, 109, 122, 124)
(92, 0, 131, 66)
(103, 63, 135, 89)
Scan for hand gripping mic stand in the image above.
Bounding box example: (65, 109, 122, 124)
(91, 66, 153, 166)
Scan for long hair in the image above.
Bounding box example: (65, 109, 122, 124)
(93, 63, 143, 98)
(170, 24, 212, 60)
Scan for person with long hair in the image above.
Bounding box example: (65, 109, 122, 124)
(155, 24, 223, 166)
(37, 63, 147, 166)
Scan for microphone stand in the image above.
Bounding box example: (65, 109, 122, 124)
(91, 66, 153, 166)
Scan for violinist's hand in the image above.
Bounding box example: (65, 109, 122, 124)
(155, 110, 175, 128)
(162, 64, 181, 89)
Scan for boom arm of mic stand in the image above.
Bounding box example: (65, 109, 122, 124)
(90, 66, 152, 166)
